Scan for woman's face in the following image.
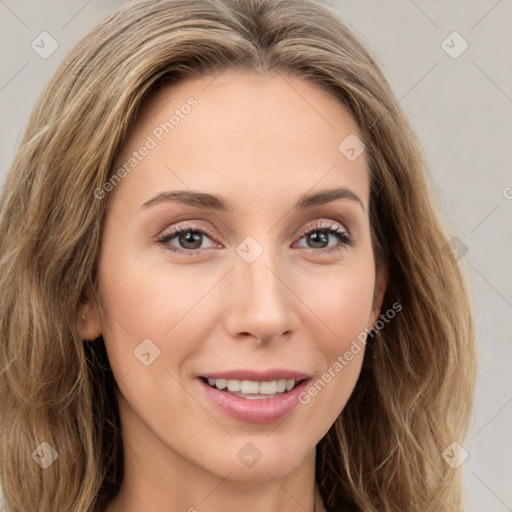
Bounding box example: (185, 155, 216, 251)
(88, 71, 386, 483)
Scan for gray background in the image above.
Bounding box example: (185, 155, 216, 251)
(1, 1, 511, 510)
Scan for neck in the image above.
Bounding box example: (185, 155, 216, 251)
(106, 473, 326, 512)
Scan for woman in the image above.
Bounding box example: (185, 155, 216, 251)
(0, 0, 477, 511)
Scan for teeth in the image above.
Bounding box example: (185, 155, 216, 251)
(227, 380, 241, 392)
(241, 380, 260, 394)
(216, 378, 227, 389)
(258, 381, 276, 394)
(276, 380, 287, 392)
(206, 378, 298, 394)
(208, 377, 228, 389)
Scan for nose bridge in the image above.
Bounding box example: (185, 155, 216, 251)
(225, 235, 294, 341)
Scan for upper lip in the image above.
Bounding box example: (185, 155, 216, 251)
(199, 368, 311, 381)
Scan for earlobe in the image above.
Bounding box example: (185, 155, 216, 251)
(78, 300, 103, 341)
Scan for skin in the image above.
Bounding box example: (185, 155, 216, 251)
(80, 70, 387, 512)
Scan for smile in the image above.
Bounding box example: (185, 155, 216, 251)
(197, 374, 312, 423)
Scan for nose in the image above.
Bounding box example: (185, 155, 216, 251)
(223, 244, 297, 345)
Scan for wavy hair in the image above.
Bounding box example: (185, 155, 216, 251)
(0, 0, 477, 510)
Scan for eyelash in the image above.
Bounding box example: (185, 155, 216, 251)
(157, 220, 353, 256)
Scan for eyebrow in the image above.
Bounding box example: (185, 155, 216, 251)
(141, 186, 366, 213)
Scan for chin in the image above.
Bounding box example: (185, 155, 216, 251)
(196, 436, 313, 482)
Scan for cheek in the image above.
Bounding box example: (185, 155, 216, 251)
(328, 268, 375, 362)
(300, 258, 376, 346)
(325, 273, 375, 351)
(95, 248, 202, 433)
(96, 235, 214, 377)
(294, 261, 375, 421)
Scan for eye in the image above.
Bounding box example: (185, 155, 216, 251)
(157, 224, 218, 255)
(294, 221, 353, 253)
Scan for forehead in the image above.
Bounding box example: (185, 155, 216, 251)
(137, 70, 364, 149)
(109, 70, 369, 211)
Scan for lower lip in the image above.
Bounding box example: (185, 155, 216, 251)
(197, 378, 311, 424)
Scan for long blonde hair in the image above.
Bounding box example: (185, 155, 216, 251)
(0, 0, 477, 510)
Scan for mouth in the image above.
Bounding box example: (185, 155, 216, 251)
(196, 373, 312, 424)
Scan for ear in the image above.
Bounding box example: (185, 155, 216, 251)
(368, 264, 388, 329)
(78, 285, 103, 341)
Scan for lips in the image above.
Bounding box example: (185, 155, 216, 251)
(195, 368, 313, 423)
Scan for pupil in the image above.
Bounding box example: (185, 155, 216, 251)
(309, 231, 328, 248)
(180, 231, 202, 249)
